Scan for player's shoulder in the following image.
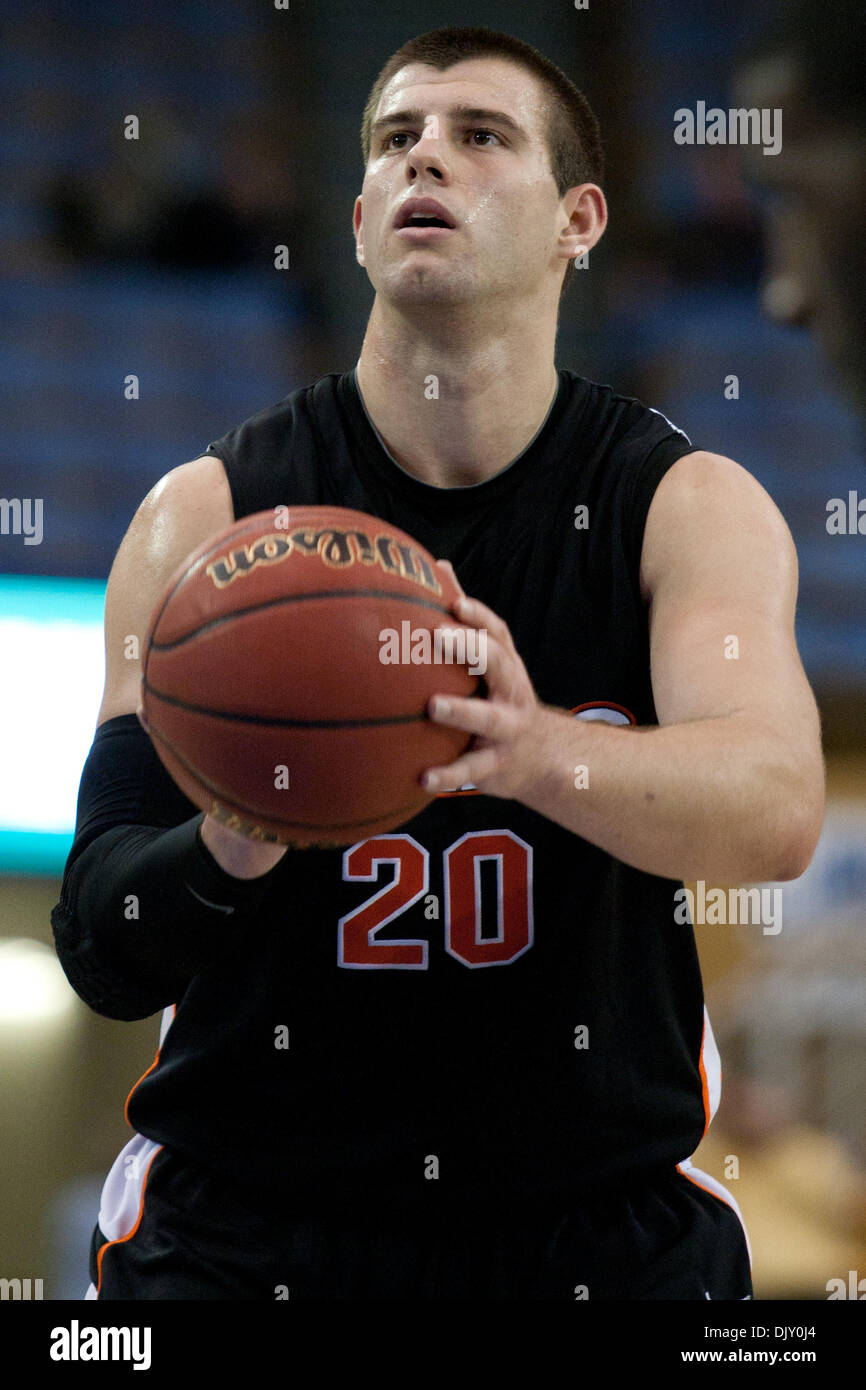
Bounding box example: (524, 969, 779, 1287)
(646, 448, 794, 541)
(204, 370, 346, 467)
(568, 370, 692, 452)
(552, 369, 691, 470)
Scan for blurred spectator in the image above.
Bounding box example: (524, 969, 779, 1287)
(696, 1070, 866, 1298)
(46, 106, 301, 270)
(733, 0, 866, 418)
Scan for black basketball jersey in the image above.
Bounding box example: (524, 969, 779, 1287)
(125, 367, 719, 1219)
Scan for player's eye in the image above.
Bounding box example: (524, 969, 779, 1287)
(381, 128, 503, 151)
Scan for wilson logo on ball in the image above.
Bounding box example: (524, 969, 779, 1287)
(206, 525, 441, 594)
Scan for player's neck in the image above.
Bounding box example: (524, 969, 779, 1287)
(355, 299, 560, 489)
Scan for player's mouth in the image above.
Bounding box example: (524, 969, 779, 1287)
(396, 225, 454, 242)
(393, 197, 457, 241)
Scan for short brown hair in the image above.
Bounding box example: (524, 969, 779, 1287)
(361, 25, 604, 194)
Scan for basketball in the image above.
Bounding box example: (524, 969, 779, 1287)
(140, 506, 481, 846)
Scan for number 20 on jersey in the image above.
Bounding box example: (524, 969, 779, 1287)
(339, 830, 533, 969)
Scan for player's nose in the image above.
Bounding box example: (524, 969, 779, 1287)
(405, 126, 448, 181)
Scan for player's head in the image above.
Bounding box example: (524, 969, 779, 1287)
(734, 0, 866, 414)
(353, 26, 607, 315)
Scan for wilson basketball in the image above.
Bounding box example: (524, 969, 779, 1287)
(140, 506, 480, 846)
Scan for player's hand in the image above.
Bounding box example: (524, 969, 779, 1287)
(199, 813, 289, 878)
(423, 571, 545, 801)
(137, 702, 289, 878)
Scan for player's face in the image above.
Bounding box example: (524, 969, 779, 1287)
(354, 57, 569, 307)
(736, 55, 866, 414)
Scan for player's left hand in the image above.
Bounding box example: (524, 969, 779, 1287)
(423, 564, 545, 800)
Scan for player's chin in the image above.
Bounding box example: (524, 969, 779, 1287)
(383, 264, 476, 305)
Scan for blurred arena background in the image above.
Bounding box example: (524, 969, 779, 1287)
(1, 0, 864, 1300)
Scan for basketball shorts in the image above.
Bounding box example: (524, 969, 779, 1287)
(85, 1138, 752, 1300)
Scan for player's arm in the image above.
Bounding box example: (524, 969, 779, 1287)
(426, 451, 825, 884)
(96, 456, 233, 724)
(97, 454, 286, 876)
(52, 458, 287, 1021)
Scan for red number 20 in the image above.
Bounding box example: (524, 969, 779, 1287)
(339, 830, 533, 970)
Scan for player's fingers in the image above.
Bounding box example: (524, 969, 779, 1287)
(472, 631, 513, 693)
(427, 691, 513, 741)
(434, 558, 465, 604)
(453, 593, 515, 653)
(422, 745, 500, 793)
(431, 624, 505, 690)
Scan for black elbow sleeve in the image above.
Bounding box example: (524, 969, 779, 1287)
(50, 714, 286, 1020)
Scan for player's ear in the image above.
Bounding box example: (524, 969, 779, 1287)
(557, 183, 607, 266)
(353, 195, 365, 267)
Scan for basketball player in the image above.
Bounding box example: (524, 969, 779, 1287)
(52, 26, 824, 1299)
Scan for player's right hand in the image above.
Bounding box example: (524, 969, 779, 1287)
(199, 812, 289, 879)
(137, 702, 288, 879)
